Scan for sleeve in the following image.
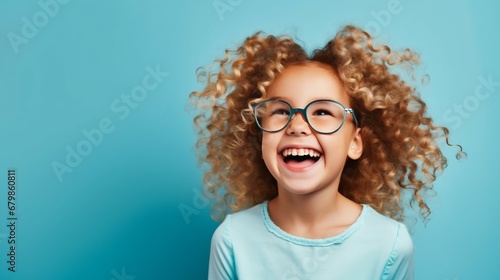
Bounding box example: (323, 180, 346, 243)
(380, 223, 414, 280)
(208, 216, 237, 280)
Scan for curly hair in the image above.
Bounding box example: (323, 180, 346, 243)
(190, 25, 463, 222)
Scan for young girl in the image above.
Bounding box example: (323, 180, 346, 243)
(191, 25, 462, 279)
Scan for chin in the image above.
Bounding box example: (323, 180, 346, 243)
(278, 182, 323, 196)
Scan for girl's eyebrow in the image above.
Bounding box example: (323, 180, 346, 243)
(268, 96, 287, 100)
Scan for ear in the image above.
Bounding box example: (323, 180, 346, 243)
(347, 128, 363, 160)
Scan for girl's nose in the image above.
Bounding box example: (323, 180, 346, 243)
(286, 112, 311, 135)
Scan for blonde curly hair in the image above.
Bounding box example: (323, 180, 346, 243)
(190, 25, 463, 222)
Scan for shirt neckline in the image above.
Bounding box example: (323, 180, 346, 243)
(261, 200, 368, 247)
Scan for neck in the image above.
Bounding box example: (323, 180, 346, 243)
(267, 185, 362, 238)
(272, 187, 343, 222)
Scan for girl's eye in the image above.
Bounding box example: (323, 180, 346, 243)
(272, 109, 290, 116)
(313, 110, 333, 116)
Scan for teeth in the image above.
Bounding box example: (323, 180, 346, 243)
(281, 148, 321, 157)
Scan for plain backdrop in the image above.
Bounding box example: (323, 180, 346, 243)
(0, 0, 499, 279)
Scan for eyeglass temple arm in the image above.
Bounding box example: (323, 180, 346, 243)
(345, 108, 359, 127)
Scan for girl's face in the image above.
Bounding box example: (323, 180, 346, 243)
(261, 63, 363, 197)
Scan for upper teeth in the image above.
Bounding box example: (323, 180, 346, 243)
(282, 148, 321, 157)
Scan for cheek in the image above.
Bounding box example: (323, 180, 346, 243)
(261, 134, 277, 151)
(319, 135, 351, 156)
(261, 133, 280, 163)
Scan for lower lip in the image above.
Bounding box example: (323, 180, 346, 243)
(279, 155, 320, 173)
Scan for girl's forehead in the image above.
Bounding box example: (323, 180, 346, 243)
(266, 64, 350, 106)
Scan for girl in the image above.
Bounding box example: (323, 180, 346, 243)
(191, 25, 462, 279)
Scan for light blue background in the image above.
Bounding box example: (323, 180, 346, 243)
(0, 0, 498, 279)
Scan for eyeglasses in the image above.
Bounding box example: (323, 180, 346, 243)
(252, 99, 358, 134)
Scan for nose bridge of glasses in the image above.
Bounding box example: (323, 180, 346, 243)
(291, 107, 307, 117)
(288, 107, 309, 126)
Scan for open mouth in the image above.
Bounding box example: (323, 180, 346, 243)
(281, 148, 322, 169)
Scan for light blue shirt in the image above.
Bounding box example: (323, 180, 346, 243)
(208, 201, 414, 279)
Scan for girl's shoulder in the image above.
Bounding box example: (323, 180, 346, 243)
(362, 205, 413, 240)
(211, 202, 266, 240)
(361, 207, 414, 279)
(363, 205, 406, 230)
(362, 205, 414, 258)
